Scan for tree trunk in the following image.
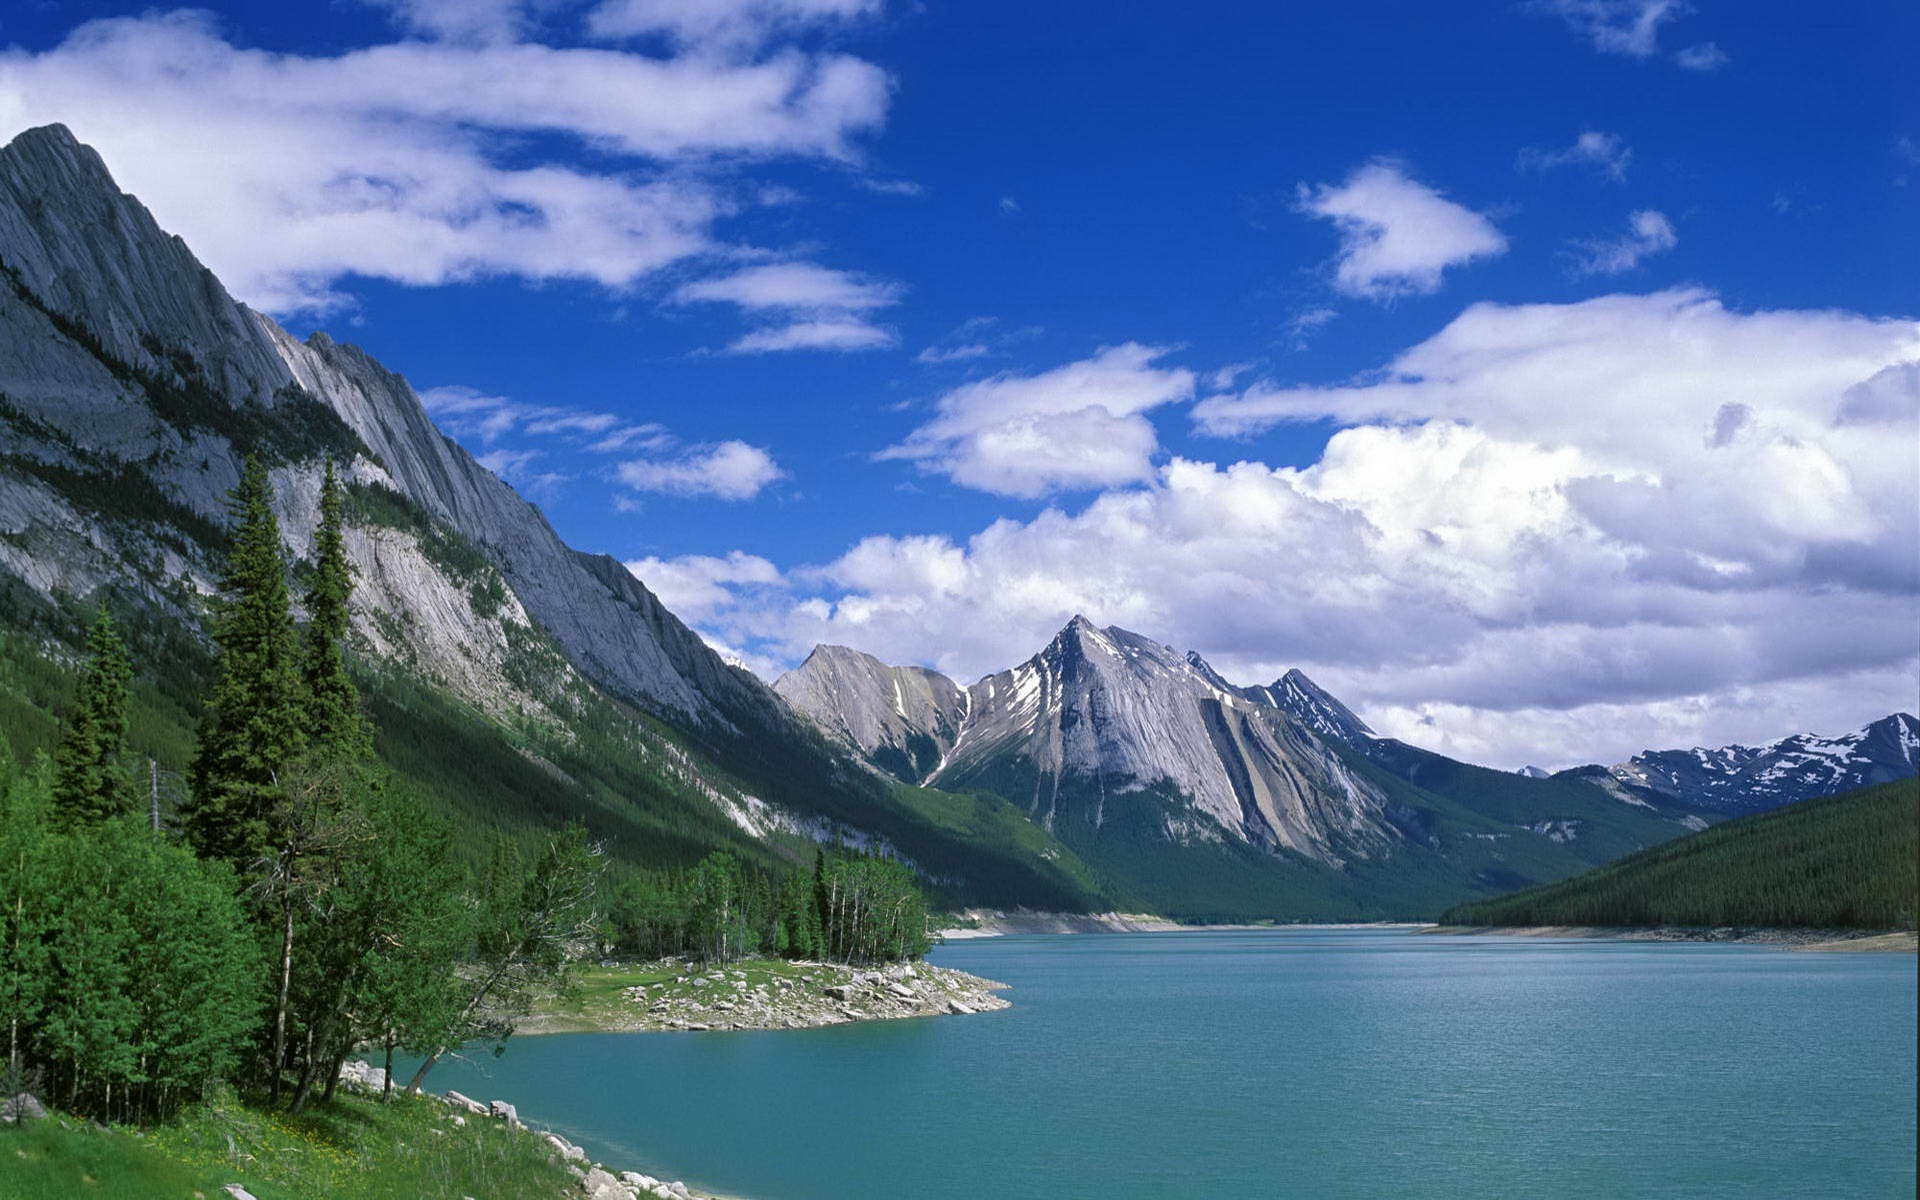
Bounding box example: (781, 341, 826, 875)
(269, 886, 295, 1104)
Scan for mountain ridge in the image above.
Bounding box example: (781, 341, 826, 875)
(0, 122, 1108, 912)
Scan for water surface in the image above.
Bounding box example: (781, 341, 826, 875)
(427, 930, 1917, 1199)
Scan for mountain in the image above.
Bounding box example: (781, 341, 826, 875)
(1238, 668, 1376, 748)
(0, 123, 1104, 911)
(776, 619, 1718, 918)
(771, 644, 969, 783)
(1609, 714, 1919, 814)
(1441, 777, 1919, 931)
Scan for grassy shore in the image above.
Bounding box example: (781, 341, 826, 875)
(1, 1087, 576, 1200)
(522, 956, 1010, 1034)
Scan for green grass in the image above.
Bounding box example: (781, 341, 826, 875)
(529, 957, 826, 1033)
(1441, 777, 1919, 930)
(0, 1088, 578, 1200)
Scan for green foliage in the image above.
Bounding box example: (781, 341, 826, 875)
(49, 605, 134, 824)
(402, 824, 605, 1093)
(185, 457, 307, 867)
(1442, 778, 1920, 929)
(2, 1088, 584, 1200)
(604, 847, 929, 966)
(301, 462, 371, 760)
(0, 766, 258, 1122)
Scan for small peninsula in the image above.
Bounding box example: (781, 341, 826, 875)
(523, 957, 1011, 1034)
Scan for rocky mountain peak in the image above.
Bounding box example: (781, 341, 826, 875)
(1609, 711, 1919, 813)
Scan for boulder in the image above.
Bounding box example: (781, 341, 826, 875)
(544, 1132, 587, 1162)
(222, 1187, 259, 1200)
(489, 1099, 522, 1127)
(581, 1166, 628, 1199)
(620, 1171, 660, 1190)
(0, 1093, 48, 1123)
(823, 983, 855, 1001)
(444, 1090, 489, 1115)
(947, 999, 974, 1015)
(886, 983, 917, 1000)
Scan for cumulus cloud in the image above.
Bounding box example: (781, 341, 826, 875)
(880, 344, 1196, 497)
(677, 293, 1917, 767)
(1568, 210, 1678, 275)
(0, 8, 889, 311)
(617, 440, 786, 499)
(1297, 160, 1507, 300)
(1519, 131, 1632, 181)
(625, 550, 785, 620)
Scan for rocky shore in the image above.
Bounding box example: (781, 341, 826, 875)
(338, 1060, 728, 1200)
(1424, 925, 1917, 952)
(521, 957, 1011, 1035)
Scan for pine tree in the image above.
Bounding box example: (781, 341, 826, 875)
(50, 604, 134, 824)
(185, 457, 307, 868)
(302, 461, 371, 761)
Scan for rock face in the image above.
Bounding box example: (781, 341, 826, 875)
(1609, 713, 1919, 814)
(772, 644, 968, 782)
(0, 123, 1070, 893)
(0, 122, 751, 727)
(779, 617, 1394, 865)
(1238, 668, 1376, 749)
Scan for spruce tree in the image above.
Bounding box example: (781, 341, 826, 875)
(185, 457, 306, 868)
(302, 461, 371, 760)
(50, 604, 134, 824)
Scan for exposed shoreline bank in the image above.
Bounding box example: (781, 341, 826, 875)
(519, 957, 1010, 1035)
(933, 909, 1434, 937)
(1424, 924, 1918, 952)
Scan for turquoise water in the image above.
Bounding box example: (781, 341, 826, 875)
(427, 930, 1917, 1199)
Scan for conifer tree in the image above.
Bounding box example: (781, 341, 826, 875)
(50, 604, 134, 824)
(302, 461, 371, 760)
(185, 457, 306, 868)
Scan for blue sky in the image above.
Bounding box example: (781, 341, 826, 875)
(0, 0, 1915, 767)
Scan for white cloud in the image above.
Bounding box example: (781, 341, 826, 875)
(1285, 307, 1339, 350)
(617, 440, 786, 499)
(0, 9, 889, 311)
(1519, 131, 1632, 181)
(880, 344, 1196, 497)
(1568, 209, 1678, 275)
(1674, 41, 1729, 70)
(676, 262, 902, 311)
(1531, 0, 1687, 58)
(422, 384, 637, 446)
(680, 293, 1918, 766)
(724, 318, 894, 353)
(677, 261, 902, 353)
(625, 550, 784, 620)
(1297, 160, 1507, 300)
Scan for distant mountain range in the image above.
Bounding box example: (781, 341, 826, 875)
(1606, 715, 1917, 814)
(774, 620, 1911, 917)
(1, 123, 1909, 922)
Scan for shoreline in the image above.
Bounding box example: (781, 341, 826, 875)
(933, 909, 1434, 938)
(1423, 925, 1918, 952)
(519, 957, 1011, 1036)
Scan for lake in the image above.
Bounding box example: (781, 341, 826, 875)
(425, 930, 1918, 1199)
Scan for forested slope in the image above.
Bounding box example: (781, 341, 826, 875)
(1441, 778, 1918, 930)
